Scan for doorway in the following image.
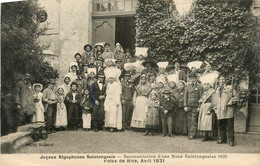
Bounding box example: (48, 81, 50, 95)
(92, 16, 136, 52)
(115, 17, 136, 54)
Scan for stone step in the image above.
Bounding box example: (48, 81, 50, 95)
(17, 123, 46, 132)
(1, 132, 33, 154)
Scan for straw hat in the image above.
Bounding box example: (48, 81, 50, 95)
(33, 83, 43, 91)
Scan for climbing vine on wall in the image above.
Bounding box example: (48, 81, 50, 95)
(136, 0, 259, 88)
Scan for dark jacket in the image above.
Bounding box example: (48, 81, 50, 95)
(72, 79, 87, 95)
(184, 83, 203, 107)
(96, 66, 106, 74)
(160, 97, 176, 118)
(14, 79, 35, 115)
(80, 95, 94, 114)
(92, 80, 106, 102)
(82, 52, 94, 65)
(172, 89, 185, 108)
(121, 79, 135, 101)
(65, 91, 80, 104)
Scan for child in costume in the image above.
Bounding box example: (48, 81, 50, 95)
(32, 83, 45, 124)
(80, 87, 94, 131)
(144, 90, 160, 136)
(55, 86, 68, 130)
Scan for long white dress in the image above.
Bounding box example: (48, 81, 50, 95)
(104, 81, 122, 130)
(32, 92, 45, 124)
(55, 95, 68, 127)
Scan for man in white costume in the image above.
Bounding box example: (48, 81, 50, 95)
(104, 67, 123, 132)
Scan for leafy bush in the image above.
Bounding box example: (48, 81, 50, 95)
(136, 0, 259, 87)
(1, 0, 58, 135)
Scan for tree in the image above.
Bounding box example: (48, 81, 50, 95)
(1, 0, 58, 135)
(135, 0, 177, 49)
(135, 0, 259, 107)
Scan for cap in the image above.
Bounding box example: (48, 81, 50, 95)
(125, 49, 131, 53)
(188, 72, 197, 78)
(124, 71, 131, 76)
(95, 42, 105, 48)
(116, 59, 123, 63)
(97, 71, 105, 78)
(104, 42, 110, 47)
(162, 89, 171, 94)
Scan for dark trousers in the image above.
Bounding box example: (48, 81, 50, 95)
(46, 104, 57, 131)
(218, 118, 234, 143)
(92, 101, 105, 130)
(162, 116, 173, 135)
(78, 106, 83, 128)
(67, 103, 79, 129)
(122, 100, 133, 128)
(187, 107, 199, 137)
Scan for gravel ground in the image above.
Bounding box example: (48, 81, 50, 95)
(17, 130, 260, 153)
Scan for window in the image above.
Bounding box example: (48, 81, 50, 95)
(93, 0, 137, 14)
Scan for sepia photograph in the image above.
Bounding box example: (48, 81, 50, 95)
(1, 0, 260, 165)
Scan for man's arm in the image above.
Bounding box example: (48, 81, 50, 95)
(184, 86, 188, 107)
(14, 82, 21, 105)
(42, 89, 49, 103)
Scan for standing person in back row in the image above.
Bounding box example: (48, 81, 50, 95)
(213, 75, 238, 146)
(82, 44, 93, 65)
(101, 42, 114, 60)
(168, 60, 187, 82)
(114, 43, 125, 61)
(184, 72, 203, 140)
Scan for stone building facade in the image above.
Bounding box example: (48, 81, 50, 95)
(38, 0, 260, 133)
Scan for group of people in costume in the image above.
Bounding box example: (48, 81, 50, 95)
(14, 42, 239, 147)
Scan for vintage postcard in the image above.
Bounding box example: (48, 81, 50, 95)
(1, 0, 260, 165)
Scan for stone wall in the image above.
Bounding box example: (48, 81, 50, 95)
(38, 0, 92, 85)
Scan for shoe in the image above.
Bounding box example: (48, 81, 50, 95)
(188, 136, 195, 140)
(110, 128, 114, 132)
(169, 135, 174, 138)
(217, 140, 227, 144)
(201, 137, 209, 142)
(163, 134, 167, 137)
(229, 142, 235, 146)
(144, 132, 149, 136)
